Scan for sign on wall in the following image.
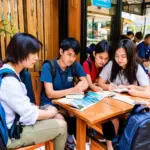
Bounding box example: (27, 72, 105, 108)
(92, 0, 111, 8)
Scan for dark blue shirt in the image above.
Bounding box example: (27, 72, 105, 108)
(40, 59, 86, 105)
(137, 41, 150, 60)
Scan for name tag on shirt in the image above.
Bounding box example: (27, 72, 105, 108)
(68, 76, 73, 82)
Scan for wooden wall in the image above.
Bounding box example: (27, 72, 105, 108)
(0, 0, 59, 71)
(0, 0, 82, 69)
(68, 0, 81, 61)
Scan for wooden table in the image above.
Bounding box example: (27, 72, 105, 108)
(53, 96, 150, 150)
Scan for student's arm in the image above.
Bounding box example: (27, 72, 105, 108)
(1, 77, 39, 125)
(37, 106, 58, 120)
(127, 85, 145, 91)
(128, 64, 150, 98)
(44, 82, 86, 99)
(78, 76, 89, 91)
(83, 61, 102, 91)
(86, 75, 102, 92)
(128, 85, 150, 99)
(98, 77, 110, 90)
(98, 61, 116, 90)
(74, 61, 89, 91)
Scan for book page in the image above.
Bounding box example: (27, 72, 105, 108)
(113, 88, 129, 93)
(96, 91, 116, 97)
(113, 94, 135, 105)
(66, 93, 84, 99)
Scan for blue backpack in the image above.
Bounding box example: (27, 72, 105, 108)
(0, 68, 23, 148)
(118, 104, 150, 150)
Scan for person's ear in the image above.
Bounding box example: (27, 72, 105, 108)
(93, 51, 96, 57)
(59, 48, 63, 56)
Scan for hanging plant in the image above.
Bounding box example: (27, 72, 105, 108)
(0, 19, 18, 37)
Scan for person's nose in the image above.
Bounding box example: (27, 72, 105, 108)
(118, 57, 123, 62)
(35, 54, 39, 60)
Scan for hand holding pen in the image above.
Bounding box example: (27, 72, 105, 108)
(108, 79, 118, 91)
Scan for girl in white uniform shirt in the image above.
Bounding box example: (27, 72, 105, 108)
(98, 39, 150, 150)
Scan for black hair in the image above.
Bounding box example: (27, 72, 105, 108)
(110, 39, 138, 84)
(60, 37, 80, 55)
(87, 43, 96, 54)
(144, 34, 150, 39)
(135, 31, 143, 40)
(5, 33, 42, 64)
(127, 31, 134, 36)
(120, 34, 130, 40)
(90, 40, 111, 61)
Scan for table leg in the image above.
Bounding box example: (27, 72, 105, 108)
(76, 117, 86, 150)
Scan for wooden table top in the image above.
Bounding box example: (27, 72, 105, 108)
(53, 94, 150, 125)
(53, 98, 132, 125)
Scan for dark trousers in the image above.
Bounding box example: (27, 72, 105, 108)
(102, 118, 126, 140)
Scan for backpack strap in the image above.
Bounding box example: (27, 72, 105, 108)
(0, 104, 8, 147)
(43, 60, 56, 82)
(0, 68, 20, 86)
(134, 105, 149, 113)
(71, 61, 80, 85)
(8, 114, 22, 139)
(71, 61, 76, 77)
(86, 60, 92, 73)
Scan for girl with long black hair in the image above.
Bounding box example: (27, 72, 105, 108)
(98, 39, 150, 150)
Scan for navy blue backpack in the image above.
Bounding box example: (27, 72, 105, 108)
(0, 68, 24, 149)
(118, 104, 150, 150)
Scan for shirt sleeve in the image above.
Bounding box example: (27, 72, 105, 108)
(137, 43, 145, 59)
(75, 62, 86, 77)
(0, 77, 38, 125)
(83, 61, 90, 75)
(40, 63, 52, 83)
(99, 61, 112, 81)
(136, 64, 150, 86)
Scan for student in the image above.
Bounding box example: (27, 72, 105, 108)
(98, 39, 150, 91)
(83, 40, 111, 91)
(126, 31, 134, 40)
(137, 34, 150, 73)
(40, 37, 88, 148)
(120, 31, 134, 40)
(98, 39, 150, 150)
(40, 37, 88, 106)
(0, 33, 67, 150)
(133, 31, 143, 45)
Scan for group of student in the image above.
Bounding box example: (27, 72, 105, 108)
(0, 32, 150, 150)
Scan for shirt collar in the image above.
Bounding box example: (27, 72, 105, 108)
(54, 59, 70, 73)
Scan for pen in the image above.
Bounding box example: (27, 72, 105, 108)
(107, 79, 116, 85)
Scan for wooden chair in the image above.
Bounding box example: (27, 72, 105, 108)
(10, 72, 54, 150)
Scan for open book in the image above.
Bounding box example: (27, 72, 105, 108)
(57, 91, 104, 111)
(113, 88, 129, 93)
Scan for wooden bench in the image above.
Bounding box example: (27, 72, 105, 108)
(11, 72, 54, 150)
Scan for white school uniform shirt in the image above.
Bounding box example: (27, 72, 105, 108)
(0, 64, 38, 129)
(99, 61, 150, 86)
